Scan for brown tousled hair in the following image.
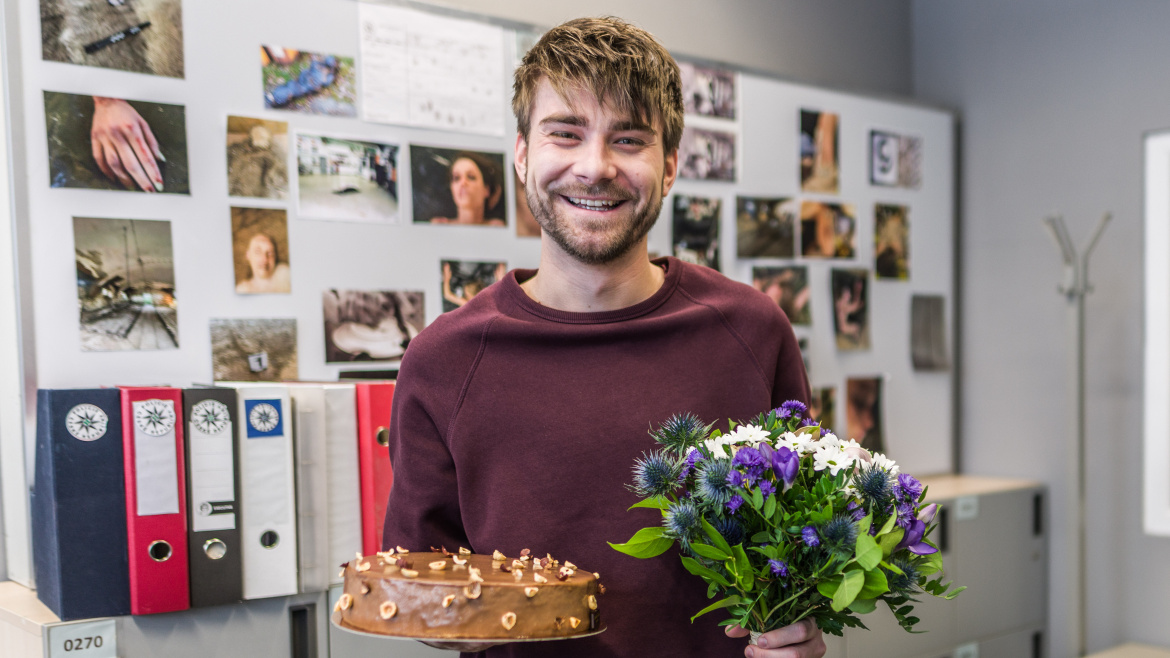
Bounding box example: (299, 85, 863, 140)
(513, 17, 684, 154)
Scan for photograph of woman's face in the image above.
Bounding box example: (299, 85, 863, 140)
(411, 145, 507, 226)
(450, 156, 490, 220)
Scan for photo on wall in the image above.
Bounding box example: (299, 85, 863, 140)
(40, 0, 184, 78)
(845, 376, 884, 454)
(323, 290, 425, 363)
(874, 203, 910, 280)
(297, 134, 398, 223)
(412, 146, 507, 226)
(678, 126, 736, 181)
(801, 201, 856, 258)
(672, 195, 721, 271)
(209, 318, 298, 382)
(736, 196, 795, 258)
(752, 266, 810, 326)
(809, 386, 837, 434)
(514, 171, 541, 237)
(45, 91, 188, 194)
(678, 61, 736, 119)
(231, 207, 290, 295)
(441, 260, 506, 312)
(870, 130, 923, 189)
(831, 268, 870, 351)
(261, 46, 356, 117)
(227, 116, 288, 200)
(800, 109, 839, 194)
(74, 216, 177, 352)
(911, 294, 949, 371)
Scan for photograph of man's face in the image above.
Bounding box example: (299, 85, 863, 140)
(231, 207, 290, 295)
(846, 377, 883, 454)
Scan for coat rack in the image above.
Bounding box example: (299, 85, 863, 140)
(1042, 212, 1111, 658)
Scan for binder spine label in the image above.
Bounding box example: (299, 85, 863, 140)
(132, 399, 180, 516)
(189, 399, 237, 533)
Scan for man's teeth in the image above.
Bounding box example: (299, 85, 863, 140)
(568, 197, 620, 209)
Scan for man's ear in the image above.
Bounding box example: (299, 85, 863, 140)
(514, 132, 528, 183)
(661, 148, 679, 197)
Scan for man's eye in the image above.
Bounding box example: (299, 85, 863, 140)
(616, 137, 645, 146)
(551, 131, 578, 139)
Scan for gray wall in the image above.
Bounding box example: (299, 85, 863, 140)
(439, 0, 914, 97)
(912, 1, 1170, 655)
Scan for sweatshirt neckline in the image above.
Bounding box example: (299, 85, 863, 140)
(503, 257, 682, 324)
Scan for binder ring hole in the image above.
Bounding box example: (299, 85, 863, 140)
(203, 538, 227, 560)
(376, 427, 390, 447)
(148, 540, 173, 562)
(260, 530, 280, 549)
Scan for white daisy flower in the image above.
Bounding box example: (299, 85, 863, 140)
(812, 444, 850, 476)
(870, 452, 900, 475)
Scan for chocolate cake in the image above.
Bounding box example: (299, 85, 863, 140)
(334, 548, 603, 640)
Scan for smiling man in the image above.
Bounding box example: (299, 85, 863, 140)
(382, 17, 819, 658)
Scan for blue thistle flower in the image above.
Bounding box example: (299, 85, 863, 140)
(854, 464, 894, 508)
(712, 516, 745, 546)
(651, 413, 711, 456)
(820, 514, 859, 552)
(629, 449, 679, 498)
(663, 500, 701, 542)
(696, 458, 733, 505)
(769, 559, 789, 578)
(801, 526, 821, 547)
(726, 495, 745, 515)
(885, 556, 921, 593)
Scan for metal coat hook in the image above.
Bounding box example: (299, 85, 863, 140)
(1042, 211, 1110, 658)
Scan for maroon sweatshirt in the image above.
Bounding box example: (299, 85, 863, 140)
(382, 257, 810, 657)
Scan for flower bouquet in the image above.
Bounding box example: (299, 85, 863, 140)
(609, 401, 964, 639)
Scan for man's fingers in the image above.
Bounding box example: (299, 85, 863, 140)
(111, 132, 154, 192)
(101, 141, 136, 190)
(725, 624, 749, 638)
(755, 619, 818, 649)
(127, 122, 163, 190)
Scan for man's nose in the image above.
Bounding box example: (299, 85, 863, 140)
(572, 139, 617, 183)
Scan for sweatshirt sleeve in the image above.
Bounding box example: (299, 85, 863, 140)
(380, 345, 471, 553)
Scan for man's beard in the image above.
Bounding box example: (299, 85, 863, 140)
(525, 175, 662, 266)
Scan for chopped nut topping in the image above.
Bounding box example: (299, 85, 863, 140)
(396, 546, 410, 554)
(525, 587, 540, 597)
(340, 561, 351, 569)
(401, 569, 419, 578)
(511, 559, 525, 570)
(533, 573, 548, 584)
(332, 599, 343, 613)
(379, 601, 398, 619)
(501, 612, 517, 631)
(500, 563, 512, 573)
(557, 566, 574, 580)
(338, 593, 353, 610)
(442, 594, 456, 608)
(593, 572, 600, 579)
(459, 547, 471, 555)
(429, 560, 448, 571)
(355, 551, 363, 561)
(512, 569, 524, 581)
(338, 568, 346, 578)
(569, 617, 581, 629)
(452, 555, 468, 566)
(553, 617, 564, 629)
(492, 550, 507, 561)
(598, 583, 607, 594)
(464, 582, 482, 599)
(520, 548, 531, 557)
(563, 561, 576, 570)
(356, 561, 371, 572)
(360, 583, 370, 595)
(396, 557, 412, 569)
(469, 567, 484, 583)
(587, 595, 597, 610)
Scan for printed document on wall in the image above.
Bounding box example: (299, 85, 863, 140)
(359, 3, 505, 136)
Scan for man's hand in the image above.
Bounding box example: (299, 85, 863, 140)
(91, 97, 165, 192)
(725, 619, 826, 658)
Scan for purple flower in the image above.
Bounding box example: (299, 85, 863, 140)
(726, 495, 745, 514)
(727, 469, 745, 488)
(769, 559, 789, 577)
(733, 447, 768, 485)
(820, 427, 831, 437)
(772, 446, 799, 490)
(759, 480, 777, 500)
(895, 501, 916, 529)
(894, 473, 924, 502)
(918, 503, 939, 526)
(679, 449, 703, 480)
(801, 525, 821, 547)
(777, 400, 807, 419)
(847, 501, 866, 522)
(894, 518, 938, 555)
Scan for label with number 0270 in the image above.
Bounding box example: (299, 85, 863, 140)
(46, 619, 117, 658)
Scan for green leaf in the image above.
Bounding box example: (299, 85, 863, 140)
(849, 597, 878, 614)
(689, 542, 731, 561)
(877, 513, 897, 537)
(701, 517, 733, 555)
(628, 495, 672, 511)
(817, 575, 842, 599)
(750, 531, 771, 544)
(690, 596, 743, 622)
(680, 556, 732, 587)
(763, 495, 777, 520)
(607, 536, 674, 559)
(917, 549, 944, 577)
(855, 532, 882, 571)
(858, 514, 873, 536)
(810, 501, 833, 524)
(879, 560, 904, 575)
(878, 527, 905, 558)
(944, 586, 967, 600)
(858, 568, 889, 599)
(731, 544, 753, 587)
(751, 488, 765, 511)
(831, 569, 865, 612)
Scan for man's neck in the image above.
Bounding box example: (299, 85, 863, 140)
(520, 243, 665, 313)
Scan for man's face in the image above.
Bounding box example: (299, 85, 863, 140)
(515, 79, 678, 265)
(245, 234, 276, 280)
